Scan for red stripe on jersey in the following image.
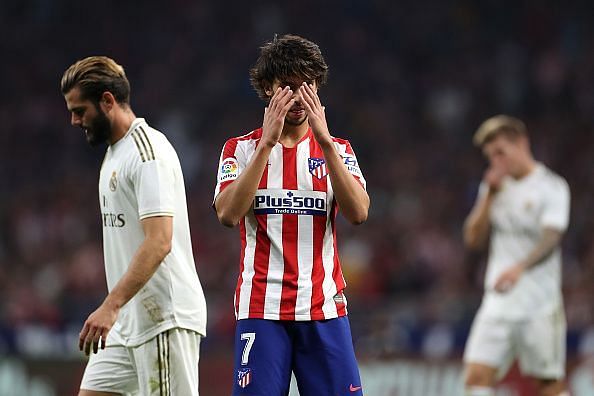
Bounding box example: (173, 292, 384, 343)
(279, 146, 299, 320)
(248, 137, 270, 318)
(308, 137, 328, 320)
(235, 218, 247, 316)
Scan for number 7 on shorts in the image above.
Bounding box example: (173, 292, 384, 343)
(240, 332, 256, 365)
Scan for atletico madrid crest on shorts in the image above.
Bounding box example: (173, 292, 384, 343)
(308, 157, 328, 179)
(237, 368, 252, 388)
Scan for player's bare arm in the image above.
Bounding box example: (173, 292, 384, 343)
(79, 216, 172, 355)
(299, 82, 369, 225)
(215, 86, 295, 227)
(494, 228, 564, 293)
(463, 165, 505, 250)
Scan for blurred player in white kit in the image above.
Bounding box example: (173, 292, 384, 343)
(463, 115, 570, 396)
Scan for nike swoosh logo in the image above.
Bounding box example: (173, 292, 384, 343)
(350, 384, 362, 392)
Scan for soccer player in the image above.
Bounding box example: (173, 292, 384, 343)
(61, 56, 207, 396)
(213, 34, 369, 395)
(462, 115, 570, 396)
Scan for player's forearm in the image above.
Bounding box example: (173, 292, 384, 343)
(463, 193, 494, 250)
(519, 228, 563, 270)
(215, 144, 272, 227)
(320, 140, 369, 225)
(103, 236, 171, 310)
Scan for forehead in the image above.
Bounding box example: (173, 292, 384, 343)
(272, 77, 316, 87)
(482, 134, 515, 154)
(64, 87, 90, 109)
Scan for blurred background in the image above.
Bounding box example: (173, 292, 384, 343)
(1, 0, 594, 395)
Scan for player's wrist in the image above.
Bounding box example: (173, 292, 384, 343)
(102, 295, 123, 311)
(316, 134, 334, 150)
(516, 261, 529, 271)
(259, 137, 278, 149)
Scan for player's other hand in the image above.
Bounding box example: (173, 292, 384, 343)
(493, 263, 524, 293)
(262, 86, 295, 148)
(79, 302, 120, 355)
(484, 164, 506, 193)
(299, 82, 332, 146)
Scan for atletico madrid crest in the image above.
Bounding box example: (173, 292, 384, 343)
(308, 157, 328, 179)
(237, 368, 252, 388)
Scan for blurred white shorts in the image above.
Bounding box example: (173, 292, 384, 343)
(463, 308, 566, 380)
(80, 327, 201, 396)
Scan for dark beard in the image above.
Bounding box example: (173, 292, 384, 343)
(85, 108, 112, 147)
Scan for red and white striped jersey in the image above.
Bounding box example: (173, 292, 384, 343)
(214, 128, 366, 321)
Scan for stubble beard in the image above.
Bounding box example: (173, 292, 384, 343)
(284, 114, 308, 126)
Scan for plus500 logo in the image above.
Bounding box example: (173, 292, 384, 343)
(254, 189, 327, 216)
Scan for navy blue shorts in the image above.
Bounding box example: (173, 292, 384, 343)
(232, 316, 363, 396)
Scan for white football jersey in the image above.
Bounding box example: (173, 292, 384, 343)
(98, 118, 206, 346)
(478, 163, 570, 319)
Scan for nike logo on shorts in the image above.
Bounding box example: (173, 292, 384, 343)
(350, 384, 362, 392)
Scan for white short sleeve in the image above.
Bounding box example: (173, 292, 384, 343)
(213, 138, 245, 201)
(335, 140, 367, 190)
(541, 178, 570, 232)
(133, 158, 176, 219)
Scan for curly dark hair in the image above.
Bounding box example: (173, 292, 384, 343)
(249, 34, 329, 101)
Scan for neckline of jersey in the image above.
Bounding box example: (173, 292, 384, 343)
(111, 118, 146, 150)
(511, 162, 544, 184)
(278, 127, 312, 149)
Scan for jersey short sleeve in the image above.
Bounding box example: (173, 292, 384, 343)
(337, 140, 366, 190)
(541, 177, 570, 232)
(132, 157, 176, 220)
(213, 138, 245, 199)
(477, 181, 489, 199)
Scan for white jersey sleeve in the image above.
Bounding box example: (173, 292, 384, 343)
(213, 135, 250, 200)
(541, 177, 570, 232)
(334, 139, 367, 189)
(132, 157, 176, 220)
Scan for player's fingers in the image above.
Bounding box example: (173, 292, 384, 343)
(275, 87, 293, 111)
(100, 329, 109, 350)
(92, 329, 102, 354)
(79, 323, 90, 351)
(307, 83, 322, 107)
(299, 91, 314, 114)
(280, 98, 296, 116)
(267, 87, 283, 112)
(270, 87, 290, 113)
(84, 327, 97, 356)
(299, 85, 317, 113)
(494, 277, 510, 293)
(303, 83, 319, 108)
(270, 86, 282, 103)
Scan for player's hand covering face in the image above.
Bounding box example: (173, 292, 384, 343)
(298, 82, 332, 145)
(261, 86, 295, 147)
(484, 164, 506, 193)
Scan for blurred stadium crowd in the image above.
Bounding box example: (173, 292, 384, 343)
(1, 0, 593, 365)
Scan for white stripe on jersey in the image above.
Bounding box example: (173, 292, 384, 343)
(321, 204, 339, 318)
(263, 144, 284, 320)
(295, 138, 314, 320)
(237, 214, 258, 318)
